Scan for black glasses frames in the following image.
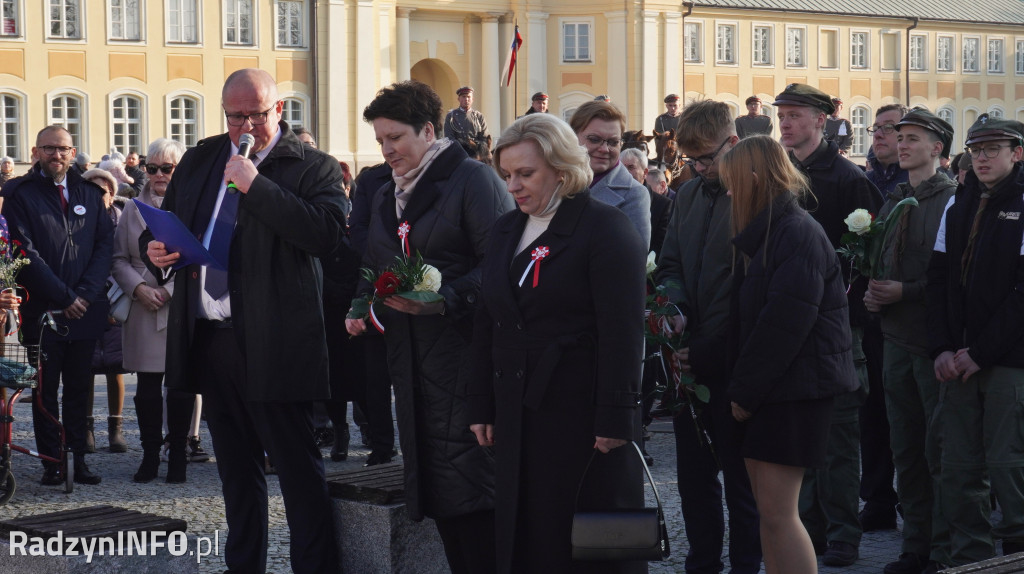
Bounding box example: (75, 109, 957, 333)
(145, 163, 176, 175)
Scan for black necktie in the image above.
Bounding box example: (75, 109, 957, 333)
(204, 188, 238, 300)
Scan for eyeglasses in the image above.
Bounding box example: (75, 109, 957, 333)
(224, 104, 277, 127)
(966, 144, 1010, 159)
(40, 145, 74, 156)
(145, 163, 176, 175)
(583, 134, 623, 149)
(867, 124, 897, 135)
(687, 139, 731, 168)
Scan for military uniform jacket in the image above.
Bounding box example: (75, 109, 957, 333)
(443, 107, 489, 142)
(735, 115, 774, 138)
(825, 117, 854, 152)
(653, 113, 680, 134)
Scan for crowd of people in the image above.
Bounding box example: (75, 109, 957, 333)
(1, 70, 1022, 574)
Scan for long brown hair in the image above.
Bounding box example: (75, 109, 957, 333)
(720, 135, 810, 237)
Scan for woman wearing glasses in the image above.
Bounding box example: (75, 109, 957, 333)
(111, 138, 199, 483)
(569, 101, 651, 249)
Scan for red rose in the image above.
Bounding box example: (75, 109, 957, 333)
(374, 271, 401, 296)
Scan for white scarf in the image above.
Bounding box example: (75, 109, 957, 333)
(393, 138, 453, 217)
(515, 193, 562, 255)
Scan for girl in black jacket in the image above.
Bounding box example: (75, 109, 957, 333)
(720, 135, 858, 574)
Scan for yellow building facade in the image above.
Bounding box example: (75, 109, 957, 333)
(1, 0, 1021, 170)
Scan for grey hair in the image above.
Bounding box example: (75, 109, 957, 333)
(0, 156, 12, 166)
(646, 168, 667, 184)
(492, 114, 593, 199)
(146, 138, 187, 164)
(620, 147, 648, 169)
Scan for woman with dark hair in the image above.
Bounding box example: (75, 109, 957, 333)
(345, 80, 513, 573)
(469, 113, 648, 572)
(720, 135, 858, 574)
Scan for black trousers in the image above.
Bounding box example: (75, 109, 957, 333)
(193, 321, 337, 574)
(859, 321, 898, 512)
(434, 509, 497, 574)
(33, 338, 95, 462)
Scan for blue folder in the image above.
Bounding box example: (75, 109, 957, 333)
(133, 199, 225, 270)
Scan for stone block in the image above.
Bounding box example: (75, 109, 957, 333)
(332, 498, 447, 574)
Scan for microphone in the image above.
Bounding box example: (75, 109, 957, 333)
(227, 133, 256, 193)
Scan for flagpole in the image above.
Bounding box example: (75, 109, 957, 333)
(514, 19, 519, 117)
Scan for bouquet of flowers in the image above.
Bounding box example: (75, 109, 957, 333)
(837, 197, 918, 280)
(346, 252, 443, 333)
(0, 236, 29, 291)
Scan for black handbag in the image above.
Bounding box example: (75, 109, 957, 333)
(571, 441, 670, 561)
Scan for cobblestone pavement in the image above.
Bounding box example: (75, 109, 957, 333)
(3, 374, 907, 573)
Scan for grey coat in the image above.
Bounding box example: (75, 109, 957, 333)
(590, 162, 651, 248)
(111, 185, 175, 373)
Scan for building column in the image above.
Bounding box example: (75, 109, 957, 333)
(355, 1, 378, 159)
(526, 12, 549, 99)
(378, 4, 393, 85)
(664, 13, 683, 102)
(643, 11, 661, 133)
(396, 7, 413, 82)
(323, 0, 349, 159)
(480, 14, 501, 134)
(605, 11, 627, 106)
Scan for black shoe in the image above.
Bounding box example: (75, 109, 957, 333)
(1003, 539, 1024, 556)
(364, 451, 393, 467)
(188, 436, 210, 463)
(134, 450, 160, 483)
(884, 553, 929, 574)
(859, 506, 898, 531)
(40, 466, 63, 486)
(313, 426, 334, 448)
(359, 424, 372, 448)
(822, 541, 859, 567)
(73, 458, 102, 485)
(922, 562, 946, 574)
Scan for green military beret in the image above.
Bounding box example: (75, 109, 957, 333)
(897, 107, 955, 155)
(773, 83, 835, 115)
(965, 113, 1024, 146)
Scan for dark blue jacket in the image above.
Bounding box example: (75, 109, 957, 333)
(927, 163, 1024, 368)
(3, 165, 114, 340)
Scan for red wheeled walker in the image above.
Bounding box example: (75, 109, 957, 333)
(0, 311, 74, 503)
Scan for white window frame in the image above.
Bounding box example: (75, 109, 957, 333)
(850, 104, 870, 157)
(963, 36, 980, 73)
(558, 91, 594, 124)
(785, 25, 806, 68)
(47, 89, 88, 150)
(880, 31, 901, 72)
(109, 91, 147, 157)
(910, 34, 926, 71)
(937, 106, 955, 134)
(47, 0, 83, 41)
(989, 106, 1005, 119)
(281, 94, 309, 130)
(1016, 39, 1024, 75)
(166, 0, 200, 45)
(224, 0, 255, 47)
(937, 35, 954, 72)
(560, 18, 593, 64)
(684, 20, 703, 64)
(1, 0, 24, 39)
(275, 0, 307, 49)
(715, 22, 737, 65)
(988, 37, 1004, 74)
(108, 0, 142, 42)
(167, 91, 202, 147)
(752, 24, 773, 66)
(0, 90, 27, 162)
(850, 30, 869, 70)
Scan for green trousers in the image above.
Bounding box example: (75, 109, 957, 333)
(882, 341, 949, 564)
(939, 365, 1024, 565)
(799, 327, 867, 547)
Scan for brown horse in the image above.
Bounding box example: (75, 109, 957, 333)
(653, 130, 697, 189)
(622, 130, 655, 159)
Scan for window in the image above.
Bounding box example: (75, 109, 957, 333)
(48, 0, 81, 39)
(753, 25, 772, 65)
(819, 28, 838, 69)
(910, 35, 926, 71)
(109, 0, 140, 40)
(225, 0, 253, 46)
(112, 95, 142, 156)
(989, 107, 1004, 119)
(169, 96, 198, 147)
(937, 35, 953, 71)
(963, 37, 979, 72)
(786, 27, 805, 67)
(938, 106, 955, 133)
(988, 38, 1004, 73)
(1, 0, 20, 37)
(0, 93, 22, 160)
(281, 98, 304, 129)
(881, 32, 900, 70)
(49, 94, 83, 149)
(276, 0, 305, 48)
(168, 0, 198, 44)
(684, 22, 702, 63)
(716, 24, 736, 64)
(1017, 40, 1024, 74)
(850, 105, 869, 156)
(850, 31, 868, 69)
(562, 21, 590, 62)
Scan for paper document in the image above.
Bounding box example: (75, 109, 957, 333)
(133, 199, 224, 270)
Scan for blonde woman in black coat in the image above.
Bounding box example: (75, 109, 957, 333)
(721, 135, 858, 574)
(469, 114, 648, 572)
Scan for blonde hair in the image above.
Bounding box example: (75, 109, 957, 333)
(720, 135, 810, 237)
(492, 114, 592, 198)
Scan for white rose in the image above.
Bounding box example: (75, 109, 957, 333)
(414, 265, 442, 293)
(646, 251, 658, 275)
(844, 209, 873, 235)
